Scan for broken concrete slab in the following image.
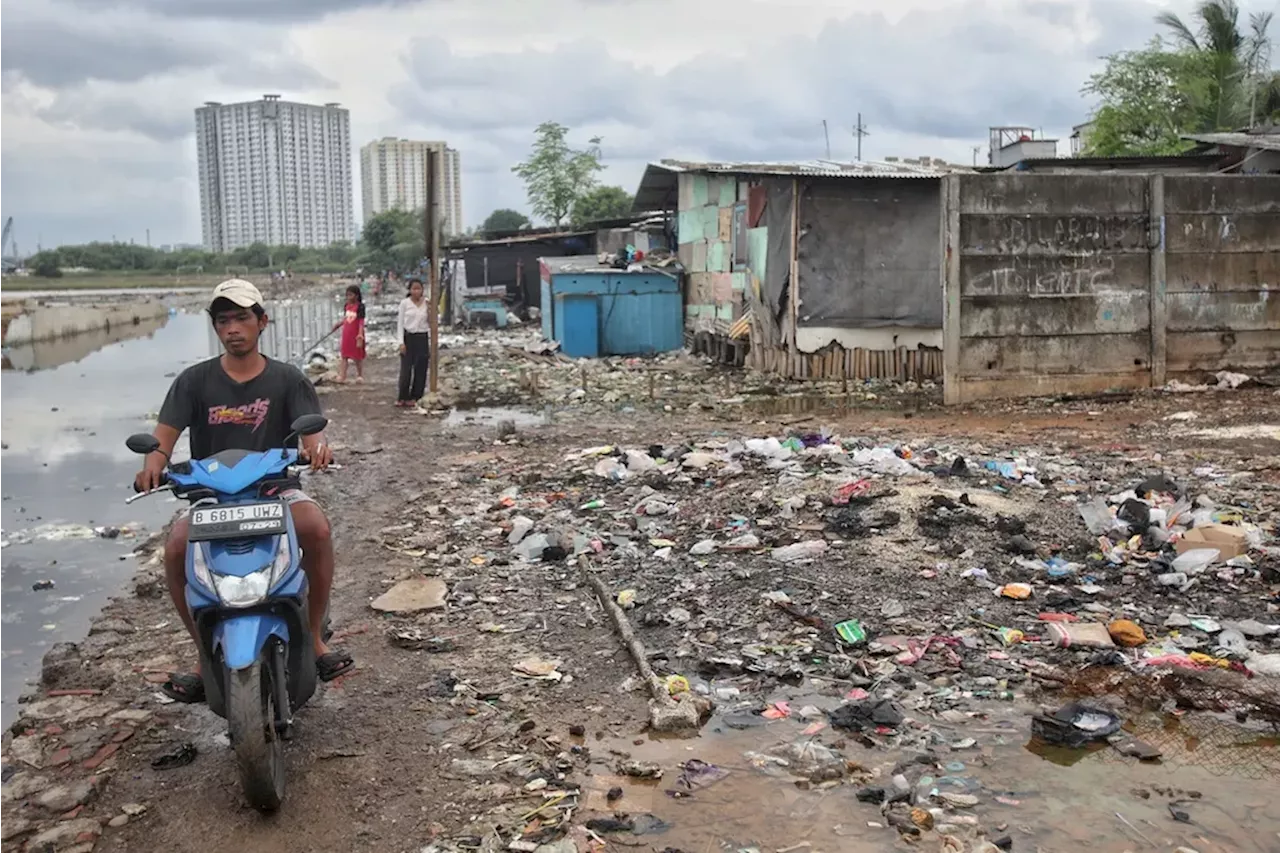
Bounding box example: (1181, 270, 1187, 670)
(0, 815, 35, 841)
(33, 777, 99, 813)
(21, 695, 118, 724)
(370, 577, 448, 614)
(27, 818, 102, 850)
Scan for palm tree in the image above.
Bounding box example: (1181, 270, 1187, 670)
(1156, 0, 1275, 128)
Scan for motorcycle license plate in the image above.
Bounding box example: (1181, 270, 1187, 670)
(189, 502, 286, 540)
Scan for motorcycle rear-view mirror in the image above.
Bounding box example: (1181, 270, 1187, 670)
(290, 414, 328, 437)
(126, 433, 162, 456)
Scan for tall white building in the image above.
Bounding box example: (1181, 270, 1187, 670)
(360, 138, 463, 237)
(195, 95, 355, 252)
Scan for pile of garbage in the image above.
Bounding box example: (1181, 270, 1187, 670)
(384, 427, 1278, 721)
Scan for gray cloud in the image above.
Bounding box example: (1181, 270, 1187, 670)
(65, 0, 422, 23)
(1, 18, 224, 87)
(394, 0, 1166, 167)
(35, 94, 193, 141)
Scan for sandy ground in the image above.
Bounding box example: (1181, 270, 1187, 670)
(3, 349, 1279, 853)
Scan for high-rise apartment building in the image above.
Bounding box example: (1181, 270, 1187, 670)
(360, 139, 463, 237)
(195, 95, 355, 252)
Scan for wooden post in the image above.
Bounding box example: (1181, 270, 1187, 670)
(426, 148, 442, 394)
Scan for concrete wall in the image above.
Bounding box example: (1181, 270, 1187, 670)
(943, 173, 1280, 403)
(1163, 176, 1280, 375)
(2, 301, 170, 347)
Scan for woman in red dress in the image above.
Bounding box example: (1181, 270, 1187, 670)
(333, 284, 366, 383)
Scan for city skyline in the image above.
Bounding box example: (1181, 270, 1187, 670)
(195, 95, 355, 252)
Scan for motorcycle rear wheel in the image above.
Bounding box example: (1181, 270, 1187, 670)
(227, 660, 285, 812)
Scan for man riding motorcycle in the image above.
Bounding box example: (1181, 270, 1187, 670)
(134, 279, 353, 701)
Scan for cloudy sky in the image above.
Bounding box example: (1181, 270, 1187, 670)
(1, 0, 1273, 249)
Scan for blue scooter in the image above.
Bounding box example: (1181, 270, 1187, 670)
(126, 414, 328, 811)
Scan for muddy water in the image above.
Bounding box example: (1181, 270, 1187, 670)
(0, 298, 340, 725)
(587, 703, 1279, 852)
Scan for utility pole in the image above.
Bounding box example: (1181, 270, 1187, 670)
(853, 113, 870, 161)
(822, 120, 831, 159)
(425, 148, 441, 395)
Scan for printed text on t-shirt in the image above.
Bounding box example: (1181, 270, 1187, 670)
(208, 398, 270, 431)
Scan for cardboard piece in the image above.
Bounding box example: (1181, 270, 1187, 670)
(1175, 524, 1247, 561)
(1047, 622, 1115, 649)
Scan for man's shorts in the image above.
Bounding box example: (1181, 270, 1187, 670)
(177, 489, 314, 519)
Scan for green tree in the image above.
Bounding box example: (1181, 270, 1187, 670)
(571, 186, 634, 226)
(1156, 0, 1274, 128)
(482, 208, 531, 234)
(1082, 40, 1203, 155)
(512, 122, 604, 226)
(362, 211, 401, 257)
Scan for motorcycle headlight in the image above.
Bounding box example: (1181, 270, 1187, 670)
(213, 569, 272, 608)
(212, 538, 292, 608)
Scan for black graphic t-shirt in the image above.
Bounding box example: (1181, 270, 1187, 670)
(158, 357, 322, 460)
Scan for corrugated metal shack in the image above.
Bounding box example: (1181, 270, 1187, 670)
(1182, 128, 1280, 174)
(538, 256, 683, 358)
(634, 158, 969, 380)
(449, 215, 672, 313)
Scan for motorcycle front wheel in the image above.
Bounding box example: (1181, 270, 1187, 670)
(227, 660, 285, 812)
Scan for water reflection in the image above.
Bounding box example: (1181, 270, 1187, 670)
(3, 313, 170, 372)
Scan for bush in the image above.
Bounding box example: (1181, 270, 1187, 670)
(33, 260, 63, 278)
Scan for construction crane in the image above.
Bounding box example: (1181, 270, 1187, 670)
(0, 217, 12, 270)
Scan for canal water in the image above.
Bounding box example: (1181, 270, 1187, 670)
(0, 297, 340, 725)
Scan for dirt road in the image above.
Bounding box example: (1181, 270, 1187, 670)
(4, 352, 1279, 853)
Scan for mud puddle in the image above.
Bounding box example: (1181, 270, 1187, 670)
(585, 702, 1278, 852)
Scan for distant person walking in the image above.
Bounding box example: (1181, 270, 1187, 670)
(396, 278, 431, 407)
(333, 284, 366, 383)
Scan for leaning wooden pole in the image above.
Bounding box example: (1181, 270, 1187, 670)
(580, 562, 702, 731)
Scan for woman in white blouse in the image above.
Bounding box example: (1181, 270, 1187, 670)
(396, 278, 432, 406)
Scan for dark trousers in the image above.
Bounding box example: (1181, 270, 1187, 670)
(399, 332, 429, 401)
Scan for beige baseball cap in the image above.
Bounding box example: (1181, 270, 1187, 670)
(210, 279, 264, 310)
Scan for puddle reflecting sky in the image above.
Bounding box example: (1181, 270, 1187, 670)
(0, 298, 340, 725)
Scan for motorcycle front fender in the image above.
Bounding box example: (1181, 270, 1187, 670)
(214, 613, 290, 671)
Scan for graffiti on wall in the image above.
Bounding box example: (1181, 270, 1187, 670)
(966, 254, 1118, 297)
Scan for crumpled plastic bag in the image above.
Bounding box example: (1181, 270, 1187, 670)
(851, 447, 916, 476)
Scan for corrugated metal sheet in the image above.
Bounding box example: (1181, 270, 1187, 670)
(634, 158, 967, 209)
(654, 157, 968, 178)
(1183, 132, 1280, 152)
(542, 268, 683, 356)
